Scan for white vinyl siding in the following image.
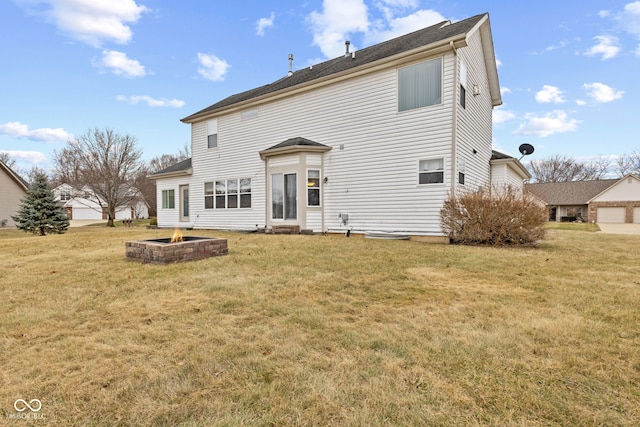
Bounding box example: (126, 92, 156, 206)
(455, 30, 494, 191)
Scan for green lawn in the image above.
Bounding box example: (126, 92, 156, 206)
(1, 225, 639, 426)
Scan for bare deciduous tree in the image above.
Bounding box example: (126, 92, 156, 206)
(0, 152, 17, 169)
(134, 144, 191, 218)
(527, 155, 610, 183)
(615, 150, 640, 177)
(53, 128, 142, 227)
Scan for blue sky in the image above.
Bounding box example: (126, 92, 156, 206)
(1, 0, 639, 172)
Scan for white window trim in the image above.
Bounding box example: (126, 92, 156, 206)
(418, 158, 445, 185)
(306, 169, 321, 207)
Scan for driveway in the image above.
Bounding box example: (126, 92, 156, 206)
(597, 223, 640, 235)
(69, 220, 107, 227)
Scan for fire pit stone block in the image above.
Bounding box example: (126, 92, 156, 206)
(125, 236, 228, 264)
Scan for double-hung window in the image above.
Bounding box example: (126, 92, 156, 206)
(162, 189, 175, 209)
(307, 170, 320, 207)
(204, 182, 214, 209)
(398, 57, 442, 112)
(419, 159, 444, 184)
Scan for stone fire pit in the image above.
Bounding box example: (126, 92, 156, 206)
(125, 236, 228, 264)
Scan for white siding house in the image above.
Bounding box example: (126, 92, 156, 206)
(152, 13, 514, 239)
(53, 183, 148, 221)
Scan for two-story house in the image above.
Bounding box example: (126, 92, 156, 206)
(151, 12, 524, 240)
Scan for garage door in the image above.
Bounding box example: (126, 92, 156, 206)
(634, 207, 640, 224)
(597, 207, 625, 223)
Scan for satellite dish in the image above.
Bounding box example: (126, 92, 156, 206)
(518, 143, 534, 160)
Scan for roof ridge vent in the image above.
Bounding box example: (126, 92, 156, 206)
(439, 20, 452, 28)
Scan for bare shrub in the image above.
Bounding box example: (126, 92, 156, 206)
(441, 186, 547, 246)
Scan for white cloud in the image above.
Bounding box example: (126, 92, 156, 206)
(0, 150, 48, 164)
(307, 0, 369, 58)
(493, 107, 516, 124)
(16, 0, 148, 48)
(366, 9, 445, 45)
(93, 50, 146, 77)
(535, 85, 566, 104)
(0, 121, 72, 143)
(116, 95, 185, 108)
(256, 12, 275, 36)
(514, 110, 579, 137)
(501, 87, 512, 96)
(621, 1, 640, 34)
(197, 53, 230, 81)
(583, 82, 624, 103)
(584, 35, 620, 59)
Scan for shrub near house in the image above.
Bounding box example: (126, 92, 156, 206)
(441, 186, 547, 245)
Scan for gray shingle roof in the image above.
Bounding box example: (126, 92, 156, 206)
(491, 150, 514, 160)
(182, 13, 488, 122)
(265, 137, 328, 151)
(148, 158, 192, 177)
(525, 179, 618, 205)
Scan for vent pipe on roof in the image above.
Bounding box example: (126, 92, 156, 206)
(288, 54, 294, 76)
(345, 40, 351, 57)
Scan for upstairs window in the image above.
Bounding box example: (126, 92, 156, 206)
(207, 119, 218, 149)
(419, 158, 444, 184)
(398, 57, 442, 112)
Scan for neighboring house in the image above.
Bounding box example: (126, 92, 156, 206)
(53, 183, 149, 221)
(151, 13, 521, 239)
(0, 160, 29, 228)
(525, 175, 640, 223)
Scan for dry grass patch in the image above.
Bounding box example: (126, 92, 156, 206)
(1, 226, 639, 425)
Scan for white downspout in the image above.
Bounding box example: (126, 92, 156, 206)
(449, 41, 458, 198)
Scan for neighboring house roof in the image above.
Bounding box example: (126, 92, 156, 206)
(0, 160, 29, 191)
(182, 13, 497, 123)
(588, 174, 640, 203)
(259, 137, 332, 159)
(147, 158, 193, 179)
(525, 179, 618, 205)
(490, 150, 531, 180)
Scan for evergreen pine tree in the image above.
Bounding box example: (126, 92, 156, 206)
(12, 174, 70, 236)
